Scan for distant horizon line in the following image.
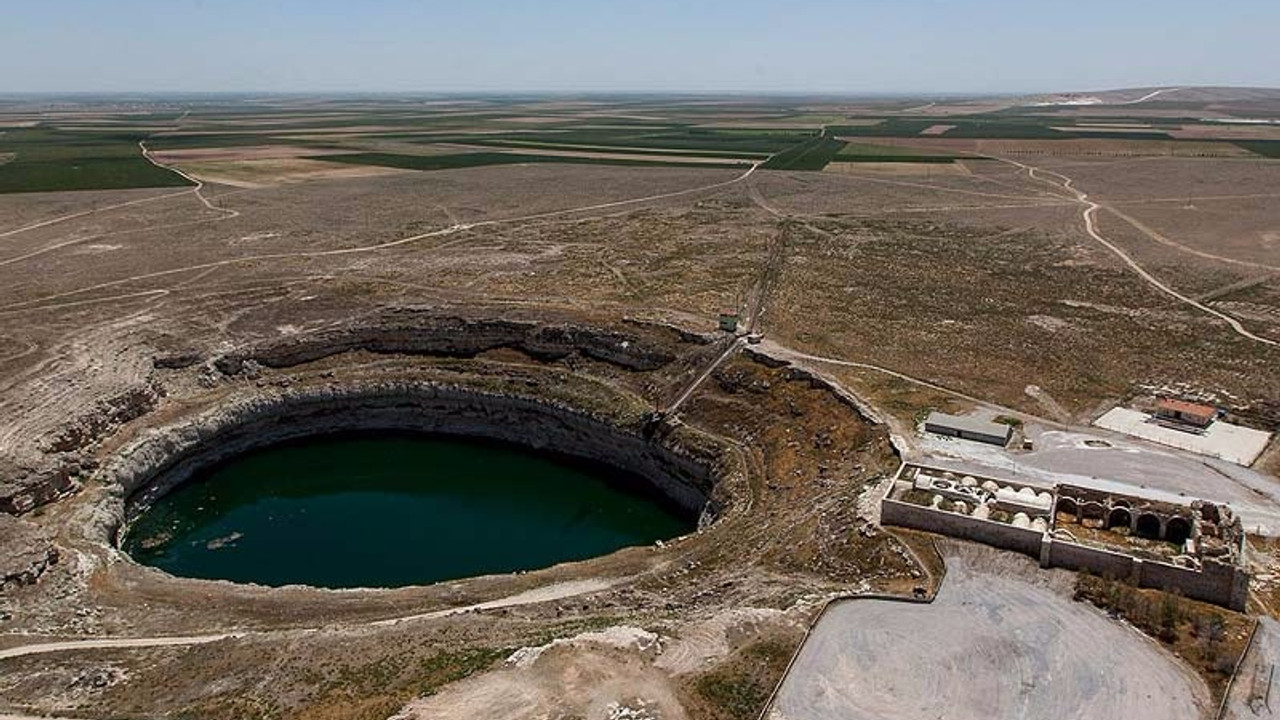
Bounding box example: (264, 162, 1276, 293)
(0, 84, 1273, 101)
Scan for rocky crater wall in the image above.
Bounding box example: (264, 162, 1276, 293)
(213, 313, 684, 375)
(2, 312, 713, 517)
(97, 382, 723, 549)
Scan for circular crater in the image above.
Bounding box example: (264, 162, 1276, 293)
(122, 431, 696, 588)
(108, 383, 720, 589)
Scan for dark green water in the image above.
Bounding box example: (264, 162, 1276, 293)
(123, 432, 694, 588)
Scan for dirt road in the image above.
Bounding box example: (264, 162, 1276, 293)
(0, 579, 613, 662)
(1000, 157, 1278, 348)
(0, 163, 760, 315)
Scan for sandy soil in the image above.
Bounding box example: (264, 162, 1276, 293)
(392, 628, 682, 719)
(486, 147, 751, 165)
(1102, 199, 1280, 268)
(498, 116, 577, 124)
(822, 161, 972, 177)
(838, 136, 1257, 158)
(1053, 125, 1171, 134)
(170, 158, 412, 188)
(149, 145, 353, 163)
(768, 548, 1212, 720)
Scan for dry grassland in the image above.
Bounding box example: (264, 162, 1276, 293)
(823, 161, 972, 177)
(176, 158, 412, 188)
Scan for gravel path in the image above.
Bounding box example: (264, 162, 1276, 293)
(0, 579, 614, 662)
(768, 553, 1210, 720)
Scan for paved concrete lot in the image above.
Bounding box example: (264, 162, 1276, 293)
(1095, 407, 1272, 466)
(768, 551, 1210, 720)
(1225, 618, 1280, 719)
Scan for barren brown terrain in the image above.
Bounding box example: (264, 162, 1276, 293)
(1, 91, 1278, 719)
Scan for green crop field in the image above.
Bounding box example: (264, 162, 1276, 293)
(826, 119, 941, 137)
(440, 128, 810, 155)
(1234, 140, 1280, 158)
(760, 136, 846, 171)
(320, 151, 748, 172)
(460, 139, 769, 160)
(833, 142, 966, 163)
(827, 115, 1178, 141)
(0, 128, 193, 194)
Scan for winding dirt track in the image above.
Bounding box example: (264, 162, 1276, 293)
(0, 189, 195, 240)
(761, 340, 1061, 428)
(0, 162, 760, 315)
(138, 140, 239, 218)
(999, 157, 1278, 348)
(0, 579, 613, 663)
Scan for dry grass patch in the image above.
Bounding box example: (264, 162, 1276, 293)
(1074, 573, 1252, 703)
(149, 145, 346, 162)
(174, 158, 412, 188)
(824, 161, 971, 177)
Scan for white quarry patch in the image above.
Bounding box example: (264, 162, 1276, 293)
(606, 699, 662, 720)
(506, 626, 661, 668)
(655, 606, 791, 674)
(1094, 407, 1272, 466)
(392, 623, 685, 720)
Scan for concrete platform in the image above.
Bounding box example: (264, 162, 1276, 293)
(1094, 407, 1272, 466)
(767, 552, 1210, 720)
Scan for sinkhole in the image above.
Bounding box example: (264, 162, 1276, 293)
(121, 431, 697, 588)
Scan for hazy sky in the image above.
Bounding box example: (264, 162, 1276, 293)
(3, 0, 1277, 94)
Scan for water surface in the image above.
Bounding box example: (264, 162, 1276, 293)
(124, 432, 693, 588)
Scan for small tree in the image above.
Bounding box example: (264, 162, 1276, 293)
(1195, 613, 1226, 663)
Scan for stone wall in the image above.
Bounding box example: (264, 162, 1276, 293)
(880, 498, 1044, 557)
(883, 493, 1250, 610)
(1139, 556, 1249, 611)
(1046, 538, 1135, 581)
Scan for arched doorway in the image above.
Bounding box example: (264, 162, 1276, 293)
(1166, 517, 1192, 546)
(1081, 501, 1107, 522)
(1107, 507, 1133, 531)
(1055, 497, 1079, 523)
(1135, 513, 1162, 540)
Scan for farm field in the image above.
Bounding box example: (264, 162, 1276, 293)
(0, 128, 193, 193)
(833, 141, 966, 162)
(761, 135, 846, 170)
(321, 150, 749, 172)
(5, 93, 1279, 196)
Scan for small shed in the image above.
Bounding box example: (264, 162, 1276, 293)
(1155, 399, 1216, 428)
(923, 411, 1012, 447)
(718, 311, 740, 333)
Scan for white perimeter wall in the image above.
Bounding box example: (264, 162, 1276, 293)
(1094, 407, 1272, 466)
